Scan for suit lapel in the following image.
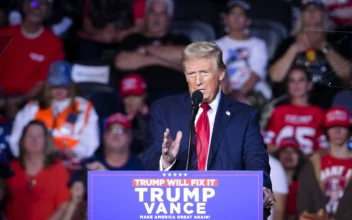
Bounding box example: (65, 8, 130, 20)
(207, 94, 234, 168)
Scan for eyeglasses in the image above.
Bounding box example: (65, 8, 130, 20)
(108, 128, 127, 135)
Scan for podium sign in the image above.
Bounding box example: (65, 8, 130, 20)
(88, 171, 263, 220)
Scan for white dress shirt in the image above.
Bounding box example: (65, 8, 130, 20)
(159, 89, 221, 171)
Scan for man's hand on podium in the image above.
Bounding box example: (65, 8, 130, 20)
(161, 128, 182, 170)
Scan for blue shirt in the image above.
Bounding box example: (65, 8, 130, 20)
(0, 119, 13, 163)
(69, 153, 144, 186)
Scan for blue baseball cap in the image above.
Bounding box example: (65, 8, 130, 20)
(301, 0, 325, 10)
(225, 0, 251, 15)
(47, 61, 72, 88)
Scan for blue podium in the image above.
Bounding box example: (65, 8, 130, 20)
(88, 171, 263, 220)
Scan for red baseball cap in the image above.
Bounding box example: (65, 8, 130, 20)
(279, 137, 300, 150)
(104, 113, 131, 130)
(324, 106, 351, 128)
(120, 73, 146, 97)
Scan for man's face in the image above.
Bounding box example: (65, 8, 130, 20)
(288, 69, 312, 98)
(327, 126, 350, 146)
(23, 0, 49, 24)
(104, 124, 131, 152)
(50, 87, 69, 101)
(184, 58, 225, 103)
(145, 1, 169, 35)
(278, 147, 300, 170)
(123, 95, 145, 115)
(302, 4, 324, 27)
(225, 7, 250, 32)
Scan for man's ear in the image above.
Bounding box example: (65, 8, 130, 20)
(219, 69, 226, 81)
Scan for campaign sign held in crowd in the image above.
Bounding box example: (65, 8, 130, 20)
(88, 171, 263, 220)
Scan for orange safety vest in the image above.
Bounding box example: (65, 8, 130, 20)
(34, 100, 93, 151)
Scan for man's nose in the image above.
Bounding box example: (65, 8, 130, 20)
(196, 73, 203, 86)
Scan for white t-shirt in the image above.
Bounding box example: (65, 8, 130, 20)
(215, 36, 272, 99)
(268, 155, 289, 220)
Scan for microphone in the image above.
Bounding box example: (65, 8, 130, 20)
(186, 90, 203, 170)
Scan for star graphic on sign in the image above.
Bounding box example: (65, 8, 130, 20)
(168, 173, 171, 177)
(173, 173, 177, 176)
(179, 173, 182, 176)
(162, 173, 166, 177)
(184, 173, 188, 177)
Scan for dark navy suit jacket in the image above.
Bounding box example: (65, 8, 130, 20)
(142, 92, 272, 190)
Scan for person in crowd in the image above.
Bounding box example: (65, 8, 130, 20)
(264, 66, 327, 155)
(61, 182, 86, 220)
(115, 0, 191, 99)
(297, 106, 352, 220)
(0, 93, 21, 163)
(8, 61, 100, 170)
(274, 137, 306, 220)
(73, 112, 144, 174)
(119, 73, 149, 156)
(67, 113, 143, 219)
(332, 88, 352, 117)
(3, 120, 70, 220)
(216, 0, 271, 101)
(8, 0, 73, 38)
(269, 0, 352, 109)
(81, 0, 145, 43)
(77, 0, 145, 61)
(268, 154, 288, 220)
(142, 41, 274, 218)
(0, 0, 64, 109)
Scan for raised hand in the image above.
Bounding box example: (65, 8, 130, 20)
(161, 128, 182, 169)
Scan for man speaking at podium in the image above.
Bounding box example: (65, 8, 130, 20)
(142, 42, 274, 211)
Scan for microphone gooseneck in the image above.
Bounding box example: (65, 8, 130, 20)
(186, 90, 203, 170)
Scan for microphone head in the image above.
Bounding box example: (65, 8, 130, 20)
(192, 90, 203, 105)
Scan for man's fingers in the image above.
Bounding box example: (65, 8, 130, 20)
(263, 188, 274, 208)
(174, 131, 182, 144)
(164, 128, 170, 137)
(162, 146, 168, 155)
(162, 129, 170, 147)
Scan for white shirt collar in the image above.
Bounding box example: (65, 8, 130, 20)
(52, 98, 71, 115)
(206, 89, 221, 113)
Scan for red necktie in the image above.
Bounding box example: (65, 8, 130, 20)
(195, 103, 211, 170)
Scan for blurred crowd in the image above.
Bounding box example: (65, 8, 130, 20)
(0, 0, 352, 219)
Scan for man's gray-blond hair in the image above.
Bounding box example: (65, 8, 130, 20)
(145, 0, 174, 17)
(182, 41, 227, 70)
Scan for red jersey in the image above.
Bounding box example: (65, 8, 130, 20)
(6, 160, 70, 220)
(0, 25, 64, 95)
(264, 104, 327, 155)
(324, 0, 352, 27)
(321, 154, 352, 217)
